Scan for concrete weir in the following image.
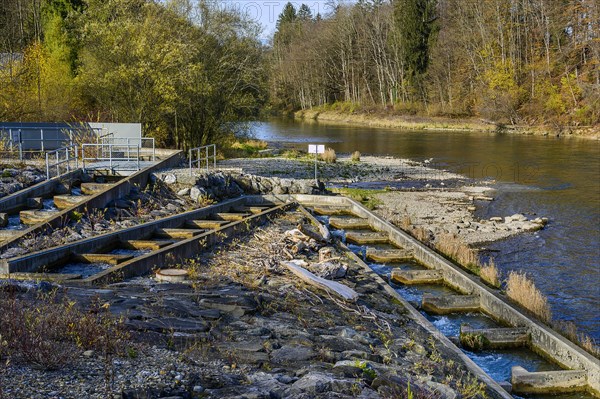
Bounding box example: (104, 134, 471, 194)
(390, 269, 443, 285)
(250, 194, 600, 397)
(422, 294, 481, 314)
(460, 326, 530, 349)
(511, 366, 588, 394)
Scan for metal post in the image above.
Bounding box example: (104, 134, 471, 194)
(18, 129, 23, 160)
(197, 148, 201, 172)
(8, 129, 12, 152)
(109, 144, 113, 170)
(46, 153, 50, 180)
(213, 145, 216, 169)
(75, 146, 78, 169)
(152, 139, 156, 161)
(205, 146, 209, 172)
(315, 151, 319, 185)
(66, 147, 70, 173)
(189, 149, 192, 176)
(56, 151, 60, 177)
(40, 129, 44, 152)
(137, 146, 140, 170)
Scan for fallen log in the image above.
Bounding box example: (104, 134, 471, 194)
(282, 260, 359, 302)
(298, 206, 331, 242)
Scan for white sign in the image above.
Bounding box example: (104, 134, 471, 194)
(308, 144, 325, 154)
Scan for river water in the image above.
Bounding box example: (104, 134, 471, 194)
(250, 119, 600, 341)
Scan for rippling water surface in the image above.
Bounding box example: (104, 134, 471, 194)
(251, 119, 600, 340)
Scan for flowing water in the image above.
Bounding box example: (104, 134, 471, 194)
(251, 119, 600, 341)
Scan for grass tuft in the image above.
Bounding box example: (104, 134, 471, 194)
(351, 150, 361, 162)
(320, 147, 337, 163)
(479, 258, 501, 288)
(506, 271, 552, 323)
(435, 233, 480, 273)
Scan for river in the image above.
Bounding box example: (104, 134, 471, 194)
(250, 118, 600, 342)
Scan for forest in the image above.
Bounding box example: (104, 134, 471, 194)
(0, 0, 598, 148)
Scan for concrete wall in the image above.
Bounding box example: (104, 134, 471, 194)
(253, 194, 600, 396)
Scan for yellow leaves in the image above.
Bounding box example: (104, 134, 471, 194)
(483, 60, 517, 92)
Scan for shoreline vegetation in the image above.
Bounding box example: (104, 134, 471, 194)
(294, 106, 600, 139)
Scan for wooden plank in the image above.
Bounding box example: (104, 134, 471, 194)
(73, 253, 133, 265)
(121, 240, 174, 250)
(186, 220, 230, 229)
(212, 212, 251, 221)
(282, 260, 359, 302)
(154, 228, 205, 239)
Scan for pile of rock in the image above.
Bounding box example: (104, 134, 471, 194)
(0, 165, 45, 198)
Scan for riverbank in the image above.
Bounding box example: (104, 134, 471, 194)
(295, 109, 600, 139)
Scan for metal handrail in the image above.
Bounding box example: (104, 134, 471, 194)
(100, 137, 156, 161)
(189, 144, 217, 175)
(81, 143, 141, 172)
(45, 145, 79, 179)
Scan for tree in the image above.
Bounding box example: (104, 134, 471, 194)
(393, 0, 438, 100)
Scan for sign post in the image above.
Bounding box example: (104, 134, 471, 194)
(308, 144, 325, 185)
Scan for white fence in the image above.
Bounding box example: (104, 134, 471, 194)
(45, 145, 79, 179)
(81, 143, 141, 172)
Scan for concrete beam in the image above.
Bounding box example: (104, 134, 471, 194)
(511, 366, 588, 394)
(328, 216, 371, 230)
(390, 269, 443, 285)
(366, 247, 413, 263)
(53, 194, 90, 210)
(185, 220, 230, 229)
(422, 294, 480, 314)
(154, 228, 206, 239)
(346, 231, 389, 245)
(72, 253, 133, 265)
(313, 206, 351, 216)
(213, 212, 251, 221)
(80, 182, 114, 195)
(19, 210, 60, 225)
(460, 325, 530, 349)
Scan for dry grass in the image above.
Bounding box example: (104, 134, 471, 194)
(351, 150, 361, 162)
(506, 271, 552, 323)
(479, 258, 501, 288)
(320, 147, 337, 163)
(553, 320, 600, 358)
(435, 233, 480, 272)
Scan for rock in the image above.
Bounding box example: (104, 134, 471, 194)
(426, 380, 457, 399)
(83, 350, 94, 358)
(177, 188, 190, 196)
(271, 344, 315, 364)
(290, 372, 356, 396)
(314, 261, 347, 279)
(190, 186, 207, 202)
(193, 385, 204, 393)
(54, 182, 71, 195)
(505, 213, 528, 223)
(163, 173, 177, 184)
(490, 217, 503, 222)
(319, 247, 335, 262)
(0, 213, 8, 227)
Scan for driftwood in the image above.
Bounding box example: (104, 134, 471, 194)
(282, 260, 359, 302)
(298, 206, 331, 242)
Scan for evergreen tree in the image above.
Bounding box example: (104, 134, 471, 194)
(298, 4, 313, 21)
(393, 0, 438, 100)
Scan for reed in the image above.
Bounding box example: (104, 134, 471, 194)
(479, 258, 501, 288)
(435, 233, 480, 272)
(506, 271, 552, 323)
(320, 147, 337, 163)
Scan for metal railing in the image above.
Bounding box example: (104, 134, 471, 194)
(100, 136, 156, 161)
(189, 144, 217, 175)
(81, 143, 141, 172)
(45, 145, 79, 179)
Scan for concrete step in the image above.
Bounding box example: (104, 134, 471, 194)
(121, 240, 174, 250)
(422, 294, 480, 314)
(185, 220, 230, 229)
(232, 206, 271, 214)
(511, 366, 588, 395)
(53, 194, 90, 210)
(313, 206, 351, 216)
(391, 269, 443, 285)
(329, 216, 371, 230)
(367, 248, 413, 263)
(80, 182, 114, 195)
(346, 231, 389, 245)
(73, 253, 134, 265)
(26, 197, 43, 209)
(154, 228, 206, 239)
(212, 212, 251, 221)
(459, 326, 530, 349)
(19, 210, 61, 225)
